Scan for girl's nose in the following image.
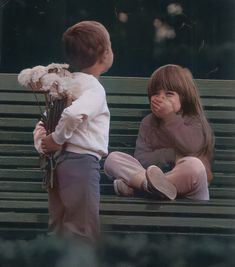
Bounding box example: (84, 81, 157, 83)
(156, 92, 165, 100)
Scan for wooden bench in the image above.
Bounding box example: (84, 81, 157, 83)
(0, 73, 235, 240)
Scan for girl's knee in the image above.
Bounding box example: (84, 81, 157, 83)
(175, 157, 209, 200)
(104, 151, 123, 166)
(179, 156, 206, 178)
(184, 157, 209, 199)
(178, 156, 208, 186)
(104, 151, 124, 178)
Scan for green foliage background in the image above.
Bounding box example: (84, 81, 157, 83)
(0, 0, 235, 79)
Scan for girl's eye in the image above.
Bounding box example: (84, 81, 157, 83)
(166, 91, 175, 96)
(154, 92, 161, 96)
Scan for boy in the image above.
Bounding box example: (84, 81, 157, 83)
(34, 21, 113, 241)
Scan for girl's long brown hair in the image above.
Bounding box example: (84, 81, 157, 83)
(148, 64, 214, 158)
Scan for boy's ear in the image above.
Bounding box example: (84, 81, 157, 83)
(100, 49, 109, 63)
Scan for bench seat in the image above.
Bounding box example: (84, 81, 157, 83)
(0, 74, 235, 240)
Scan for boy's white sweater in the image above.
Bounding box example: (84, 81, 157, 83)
(51, 72, 110, 160)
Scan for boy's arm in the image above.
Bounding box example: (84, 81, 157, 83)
(52, 89, 105, 145)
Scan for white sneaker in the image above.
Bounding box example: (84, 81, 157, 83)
(146, 165, 177, 200)
(113, 179, 135, 197)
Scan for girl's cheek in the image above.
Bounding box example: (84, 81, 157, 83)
(150, 96, 155, 103)
(150, 97, 155, 107)
(173, 100, 181, 113)
(150, 102, 157, 112)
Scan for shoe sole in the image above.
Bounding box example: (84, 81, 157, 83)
(113, 180, 121, 196)
(146, 165, 177, 200)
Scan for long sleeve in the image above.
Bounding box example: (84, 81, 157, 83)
(162, 114, 205, 155)
(52, 89, 105, 145)
(134, 116, 175, 169)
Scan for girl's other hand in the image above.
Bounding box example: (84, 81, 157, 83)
(41, 134, 62, 154)
(33, 121, 46, 140)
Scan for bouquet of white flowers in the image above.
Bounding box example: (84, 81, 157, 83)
(18, 63, 79, 187)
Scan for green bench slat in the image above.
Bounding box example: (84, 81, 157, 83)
(212, 173, 235, 187)
(0, 156, 39, 167)
(1, 105, 235, 121)
(0, 191, 235, 206)
(0, 169, 43, 179)
(0, 181, 43, 192)
(1, 92, 235, 110)
(0, 92, 44, 104)
(3, 77, 229, 95)
(100, 195, 235, 206)
(1, 143, 235, 162)
(0, 74, 23, 91)
(100, 215, 235, 234)
(0, 154, 234, 173)
(1, 119, 235, 138)
(0, 191, 48, 201)
(0, 169, 234, 188)
(1, 200, 235, 218)
(0, 118, 38, 129)
(1, 74, 235, 97)
(0, 212, 233, 235)
(102, 77, 235, 97)
(0, 144, 38, 155)
(0, 181, 234, 200)
(208, 188, 235, 199)
(1, 131, 235, 147)
(0, 168, 234, 189)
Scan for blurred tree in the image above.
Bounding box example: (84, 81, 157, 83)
(0, 0, 66, 72)
(0, 0, 234, 79)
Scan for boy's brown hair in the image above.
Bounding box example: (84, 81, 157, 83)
(63, 21, 110, 71)
(148, 64, 214, 157)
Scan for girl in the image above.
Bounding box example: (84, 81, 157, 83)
(104, 64, 214, 200)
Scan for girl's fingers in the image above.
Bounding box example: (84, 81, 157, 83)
(35, 129, 46, 137)
(152, 99, 163, 106)
(152, 102, 162, 110)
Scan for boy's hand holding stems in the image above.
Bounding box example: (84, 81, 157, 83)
(41, 134, 62, 154)
(30, 80, 63, 154)
(34, 120, 62, 154)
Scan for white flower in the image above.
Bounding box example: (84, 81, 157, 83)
(39, 73, 80, 99)
(167, 3, 183, 16)
(18, 63, 79, 99)
(46, 63, 69, 70)
(40, 73, 60, 92)
(18, 68, 32, 86)
(61, 76, 81, 99)
(31, 65, 48, 83)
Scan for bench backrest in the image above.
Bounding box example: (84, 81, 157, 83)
(0, 74, 235, 199)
